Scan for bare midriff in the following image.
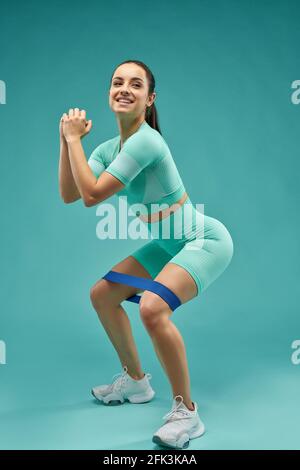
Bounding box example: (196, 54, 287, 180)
(138, 192, 188, 223)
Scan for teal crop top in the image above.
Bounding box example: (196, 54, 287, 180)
(87, 120, 186, 216)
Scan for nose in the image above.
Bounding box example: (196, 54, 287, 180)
(118, 83, 131, 94)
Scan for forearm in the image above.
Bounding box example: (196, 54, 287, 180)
(67, 138, 98, 205)
(58, 138, 81, 202)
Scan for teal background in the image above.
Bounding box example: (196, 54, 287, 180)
(0, 0, 300, 450)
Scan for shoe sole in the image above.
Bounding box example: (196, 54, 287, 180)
(152, 427, 205, 450)
(152, 435, 190, 449)
(91, 389, 155, 405)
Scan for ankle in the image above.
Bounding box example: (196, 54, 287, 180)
(122, 365, 145, 381)
(127, 371, 145, 381)
(184, 401, 195, 411)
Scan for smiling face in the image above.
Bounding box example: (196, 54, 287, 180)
(109, 63, 156, 120)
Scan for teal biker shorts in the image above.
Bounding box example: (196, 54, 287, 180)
(130, 197, 234, 296)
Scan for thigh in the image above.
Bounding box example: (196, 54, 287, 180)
(129, 239, 174, 280)
(91, 253, 153, 307)
(167, 221, 234, 298)
(91, 241, 173, 306)
(142, 234, 233, 311)
(139, 205, 234, 309)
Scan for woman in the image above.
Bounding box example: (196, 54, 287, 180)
(58, 60, 234, 450)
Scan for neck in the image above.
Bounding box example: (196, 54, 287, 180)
(117, 118, 145, 149)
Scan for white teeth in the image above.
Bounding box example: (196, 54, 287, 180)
(117, 99, 132, 103)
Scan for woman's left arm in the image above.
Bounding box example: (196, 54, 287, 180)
(67, 139, 125, 206)
(63, 108, 125, 207)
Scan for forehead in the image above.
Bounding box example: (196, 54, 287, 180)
(112, 64, 146, 81)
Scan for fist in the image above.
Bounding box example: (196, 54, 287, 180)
(62, 108, 92, 143)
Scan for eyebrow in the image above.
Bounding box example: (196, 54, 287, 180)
(113, 76, 144, 82)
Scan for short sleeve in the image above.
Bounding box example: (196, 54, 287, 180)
(87, 143, 106, 178)
(105, 132, 162, 185)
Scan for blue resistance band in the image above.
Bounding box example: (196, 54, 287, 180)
(102, 270, 182, 312)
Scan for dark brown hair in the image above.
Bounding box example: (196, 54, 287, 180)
(111, 60, 162, 135)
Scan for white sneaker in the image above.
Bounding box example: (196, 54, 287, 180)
(91, 365, 155, 405)
(152, 395, 205, 449)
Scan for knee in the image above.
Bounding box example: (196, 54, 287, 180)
(139, 294, 169, 331)
(90, 280, 111, 309)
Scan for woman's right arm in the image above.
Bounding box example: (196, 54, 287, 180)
(58, 117, 81, 203)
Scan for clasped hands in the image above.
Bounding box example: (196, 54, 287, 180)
(60, 108, 92, 143)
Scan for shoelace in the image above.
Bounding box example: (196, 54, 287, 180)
(162, 395, 193, 422)
(107, 366, 129, 393)
(107, 367, 151, 393)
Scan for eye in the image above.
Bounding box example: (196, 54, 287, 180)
(113, 82, 141, 87)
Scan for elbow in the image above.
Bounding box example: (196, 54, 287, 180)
(83, 194, 97, 207)
(60, 192, 79, 204)
(61, 193, 71, 204)
(63, 197, 76, 204)
(83, 187, 103, 207)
